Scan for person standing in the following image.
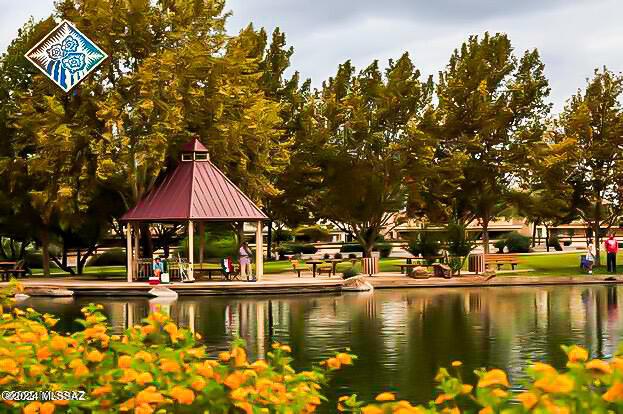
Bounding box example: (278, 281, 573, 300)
(605, 234, 619, 273)
(239, 241, 255, 281)
(585, 241, 596, 274)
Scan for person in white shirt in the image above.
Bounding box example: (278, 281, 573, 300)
(586, 242, 596, 274)
(239, 241, 255, 281)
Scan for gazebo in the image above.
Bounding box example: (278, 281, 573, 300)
(120, 138, 268, 282)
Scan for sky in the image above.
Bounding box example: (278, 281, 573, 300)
(1, 0, 622, 112)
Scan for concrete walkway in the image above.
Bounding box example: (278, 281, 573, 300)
(3, 272, 622, 296)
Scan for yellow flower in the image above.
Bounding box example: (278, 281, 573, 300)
(361, 406, 383, 414)
(186, 348, 205, 359)
(461, 384, 473, 394)
(86, 349, 104, 363)
(452, 361, 462, 367)
(50, 336, 67, 351)
(196, 361, 214, 378)
(232, 347, 247, 367)
(134, 403, 155, 414)
(250, 360, 268, 373)
(29, 365, 45, 376)
(160, 359, 181, 373)
(140, 325, 155, 336)
(135, 351, 153, 363)
(337, 353, 353, 365)
(280, 344, 292, 353)
(170, 386, 195, 405)
(36, 346, 51, 360)
(516, 391, 539, 409)
(119, 368, 138, 383)
(0, 358, 18, 374)
(567, 346, 588, 363)
(478, 369, 510, 388)
(118, 355, 132, 369)
(40, 402, 55, 414)
(218, 351, 231, 362)
(603, 382, 623, 402)
(534, 374, 574, 394)
(479, 408, 493, 414)
(586, 359, 612, 375)
(376, 392, 395, 401)
(24, 402, 41, 414)
(136, 372, 154, 385)
(532, 362, 557, 376)
(491, 389, 508, 398)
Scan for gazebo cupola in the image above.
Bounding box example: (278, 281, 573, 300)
(181, 138, 210, 162)
(121, 137, 268, 283)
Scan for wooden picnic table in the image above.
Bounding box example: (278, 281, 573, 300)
(306, 260, 323, 278)
(327, 259, 343, 276)
(0, 261, 23, 282)
(397, 263, 422, 276)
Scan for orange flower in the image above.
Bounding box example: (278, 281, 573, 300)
(29, 365, 45, 376)
(435, 393, 453, 404)
(135, 351, 153, 363)
(40, 402, 55, 414)
(224, 371, 246, 389)
(119, 368, 138, 383)
(160, 359, 181, 373)
(0, 359, 18, 374)
(186, 348, 205, 359)
(218, 351, 231, 362)
(461, 384, 473, 394)
(452, 361, 463, 367)
(280, 345, 292, 353)
(164, 323, 179, 338)
(250, 360, 268, 373)
(170, 386, 195, 404)
(196, 361, 214, 378)
(135, 386, 165, 405)
(74, 364, 89, 377)
(92, 384, 112, 397)
(191, 378, 206, 391)
(86, 349, 104, 363)
(478, 369, 510, 388)
(567, 346, 588, 363)
(479, 408, 493, 414)
(604, 382, 623, 402)
(134, 403, 154, 414)
(118, 355, 133, 369)
(50, 336, 67, 351)
(491, 389, 508, 398)
(586, 359, 612, 375)
(140, 325, 155, 336)
(24, 402, 41, 414)
(337, 353, 353, 365)
(534, 374, 574, 394)
(375, 392, 395, 401)
(517, 391, 539, 409)
(361, 406, 383, 414)
(532, 362, 557, 376)
(325, 357, 341, 370)
(136, 372, 154, 385)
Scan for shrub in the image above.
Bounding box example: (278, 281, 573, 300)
(348, 253, 357, 259)
(87, 248, 126, 266)
(323, 253, 331, 260)
(293, 225, 331, 243)
(273, 228, 293, 243)
(493, 239, 506, 253)
(374, 242, 392, 258)
(504, 231, 531, 253)
(563, 240, 572, 246)
(334, 252, 343, 259)
(548, 235, 563, 251)
(277, 243, 318, 256)
(342, 267, 359, 279)
(406, 232, 441, 262)
(23, 251, 59, 270)
(340, 243, 364, 253)
(180, 234, 237, 259)
(0, 296, 354, 413)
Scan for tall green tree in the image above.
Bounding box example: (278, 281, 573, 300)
(557, 68, 623, 265)
(312, 54, 433, 256)
(424, 33, 550, 252)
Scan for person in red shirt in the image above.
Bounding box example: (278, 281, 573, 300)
(605, 234, 619, 273)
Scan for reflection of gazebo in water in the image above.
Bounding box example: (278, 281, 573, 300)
(120, 138, 267, 282)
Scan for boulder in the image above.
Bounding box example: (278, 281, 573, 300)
(432, 263, 452, 279)
(411, 266, 430, 279)
(148, 287, 178, 298)
(342, 275, 374, 292)
(24, 287, 74, 297)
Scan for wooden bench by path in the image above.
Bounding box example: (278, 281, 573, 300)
(485, 254, 521, 270)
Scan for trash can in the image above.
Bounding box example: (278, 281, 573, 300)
(468, 254, 485, 274)
(362, 253, 380, 276)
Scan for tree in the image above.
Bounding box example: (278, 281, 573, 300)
(423, 33, 551, 252)
(557, 68, 623, 265)
(312, 54, 433, 256)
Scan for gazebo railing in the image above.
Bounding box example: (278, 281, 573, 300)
(136, 258, 185, 282)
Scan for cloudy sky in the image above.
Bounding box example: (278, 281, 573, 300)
(2, 0, 622, 112)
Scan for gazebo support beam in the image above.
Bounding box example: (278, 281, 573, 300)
(199, 222, 205, 270)
(126, 223, 133, 282)
(188, 220, 194, 281)
(133, 223, 139, 279)
(256, 221, 263, 281)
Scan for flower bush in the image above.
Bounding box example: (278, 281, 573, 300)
(341, 344, 623, 413)
(0, 286, 355, 413)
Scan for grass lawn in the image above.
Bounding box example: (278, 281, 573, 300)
(508, 252, 623, 277)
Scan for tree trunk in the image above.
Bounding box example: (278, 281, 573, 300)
(545, 225, 550, 252)
(76, 248, 81, 274)
(267, 220, 273, 261)
(482, 220, 490, 254)
(593, 220, 601, 267)
(62, 242, 68, 268)
(40, 228, 51, 277)
(140, 223, 153, 258)
(531, 219, 540, 247)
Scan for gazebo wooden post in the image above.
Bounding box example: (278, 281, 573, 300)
(199, 222, 205, 271)
(133, 222, 140, 279)
(188, 220, 194, 281)
(256, 221, 264, 281)
(126, 223, 133, 282)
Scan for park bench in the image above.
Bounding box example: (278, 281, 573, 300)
(484, 254, 521, 270)
(316, 264, 333, 277)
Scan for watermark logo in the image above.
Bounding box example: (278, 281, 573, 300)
(25, 20, 107, 93)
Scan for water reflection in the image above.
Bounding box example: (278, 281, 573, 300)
(19, 285, 623, 411)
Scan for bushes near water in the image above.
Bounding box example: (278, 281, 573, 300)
(276, 242, 318, 256)
(495, 231, 531, 253)
(87, 248, 126, 266)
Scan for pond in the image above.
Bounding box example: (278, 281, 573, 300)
(18, 284, 623, 411)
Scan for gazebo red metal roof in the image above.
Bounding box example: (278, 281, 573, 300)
(121, 139, 267, 222)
